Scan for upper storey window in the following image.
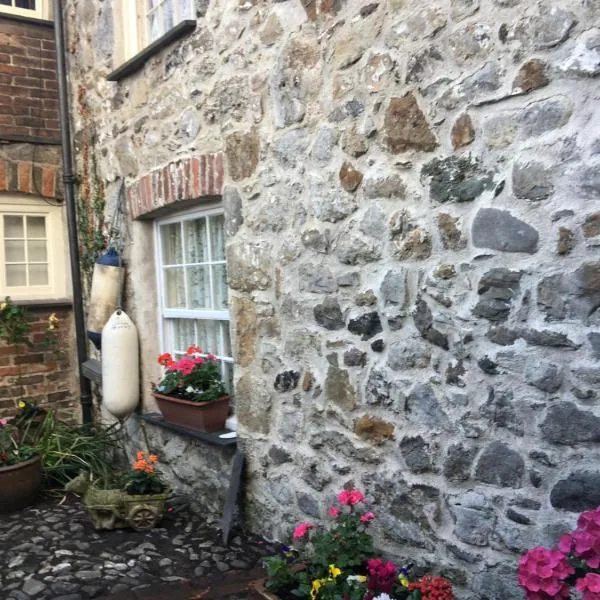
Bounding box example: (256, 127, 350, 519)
(0, 0, 52, 20)
(109, 0, 196, 81)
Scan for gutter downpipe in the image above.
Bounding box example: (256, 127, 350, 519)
(53, 0, 93, 426)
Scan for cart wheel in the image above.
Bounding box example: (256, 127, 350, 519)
(128, 504, 159, 531)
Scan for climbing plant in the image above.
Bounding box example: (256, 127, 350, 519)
(76, 85, 107, 296)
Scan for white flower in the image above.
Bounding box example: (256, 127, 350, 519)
(373, 594, 393, 600)
(186, 386, 194, 393)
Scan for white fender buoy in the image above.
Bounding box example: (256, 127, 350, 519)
(87, 248, 125, 350)
(101, 310, 139, 419)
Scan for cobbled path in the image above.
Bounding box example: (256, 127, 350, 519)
(0, 496, 272, 600)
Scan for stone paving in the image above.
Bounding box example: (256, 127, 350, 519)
(0, 495, 272, 600)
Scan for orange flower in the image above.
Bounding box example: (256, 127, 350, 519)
(149, 454, 158, 463)
(136, 451, 144, 461)
(186, 345, 202, 355)
(144, 465, 154, 474)
(158, 353, 174, 367)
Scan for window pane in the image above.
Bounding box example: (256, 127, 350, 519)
(15, 0, 36, 9)
(4, 215, 23, 238)
(164, 267, 185, 308)
(148, 11, 160, 41)
(26, 216, 46, 239)
(27, 240, 47, 262)
(180, 0, 193, 18)
(160, 223, 182, 265)
(173, 318, 195, 352)
(6, 264, 26, 286)
(0, 0, 12, 6)
(187, 266, 210, 309)
(212, 264, 228, 310)
(163, 0, 174, 30)
(29, 264, 48, 285)
(196, 320, 218, 355)
(184, 218, 207, 263)
(5, 240, 25, 262)
(220, 321, 232, 358)
(209, 214, 225, 261)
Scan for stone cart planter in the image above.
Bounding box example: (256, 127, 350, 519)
(152, 392, 230, 433)
(0, 454, 43, 513)
(66, 473, 170, 531)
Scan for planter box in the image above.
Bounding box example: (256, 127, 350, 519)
(248, 578, 280, 600)
(0, 454, 43, 513)
(152, 392, 230, 433)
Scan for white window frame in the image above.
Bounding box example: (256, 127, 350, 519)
(0, 0, 52, 20)
(0, 195, 69, 301)
(117, 0, 195, 64)
(154, 205, 232, 385)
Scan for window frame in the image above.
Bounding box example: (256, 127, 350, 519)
(0, 195, 69, 302)
(116, 0, 195, 65)
(154, 204, 232, 385)
(0, 0, 52, 20)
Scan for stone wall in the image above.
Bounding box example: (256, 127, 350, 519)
(64, 0, 600, 597)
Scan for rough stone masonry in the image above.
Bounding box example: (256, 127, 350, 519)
(65, 0, 600, 597)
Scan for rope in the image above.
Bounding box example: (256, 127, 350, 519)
(106, 180, 127, 311)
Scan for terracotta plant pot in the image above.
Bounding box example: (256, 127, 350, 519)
(0, 454, 43, 513)
(152, 392, 230, 433)
(248, 578, 280, 600)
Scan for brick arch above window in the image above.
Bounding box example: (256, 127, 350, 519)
(126, 153, 224, 220)
(0, 159, 60, 200)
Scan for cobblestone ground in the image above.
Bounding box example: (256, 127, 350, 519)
(0, 496, 272, 600)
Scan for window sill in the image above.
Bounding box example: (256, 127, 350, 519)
(106, 20, 197, 82)
(12, 298, 72, 309)
(139, 412, 237, 447)
(0, 13, 53, 27)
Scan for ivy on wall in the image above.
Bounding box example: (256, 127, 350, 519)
(76, 85, 107, 295)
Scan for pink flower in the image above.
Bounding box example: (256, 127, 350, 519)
(193, 356, 205, 365)
(560, 529, 600, 569)
(292, 522, 313, 540)
(579, 508, 600, 538)
(337, 489, 365, 506)
(360, 511, 375, 522)
(576, 573, 600, 600)
(177, 357, 196, 375)
(328, 506, 340, 518)
(207, 353, 217, 361)
(518, 547, 573, 599)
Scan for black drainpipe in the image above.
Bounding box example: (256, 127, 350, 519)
(53, 0, 93, 426)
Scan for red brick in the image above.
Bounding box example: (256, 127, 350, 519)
(191, 157, 200, 198)
(0, 160, 6, 192)
(13, 76, 41, 87)
(200, 154, 207, 196)
(41, 166, 55, 197)
(0, 63, 26, 76)
(18, 162, 32, 193)
(11, 54, 39, 67)
(27, 67, 55, 80)
(41, 39, 56, 50)
(0, 114, 15, 125)
(215, 152, 224, 195)
(43, 119, 59, 129)
(0, 44, 25, 56)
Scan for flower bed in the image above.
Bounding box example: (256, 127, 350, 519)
(518, 505, 600, 599)
(262, 489, 454, 600)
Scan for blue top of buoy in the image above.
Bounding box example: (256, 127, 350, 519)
(96, 247, 120, 267)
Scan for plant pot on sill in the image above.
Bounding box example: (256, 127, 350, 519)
(152, 392, 230, 433)
(0, 454, 43, 513)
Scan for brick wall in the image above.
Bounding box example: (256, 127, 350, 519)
(0, 305, 78, 419)
(0, 18, 59, 141)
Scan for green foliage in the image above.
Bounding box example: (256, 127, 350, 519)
(0, 419, 38, 466)
(155, 349, 226, 403)
(265, 554, 305, 595)
(36, 410, 123, 488)
(121, 451, 166, 496)
(310, 511, 375, 574)
(0, 297, 32, 347)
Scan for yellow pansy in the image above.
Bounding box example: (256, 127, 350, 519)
(310, 579, 323, 600)
(18, 401, 26, 409)
(399, 575, 409, 587)
(329, 565, 342, 579)
(0, 302, 6, 311)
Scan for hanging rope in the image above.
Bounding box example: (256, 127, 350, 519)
(106, 180, 127, 311)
